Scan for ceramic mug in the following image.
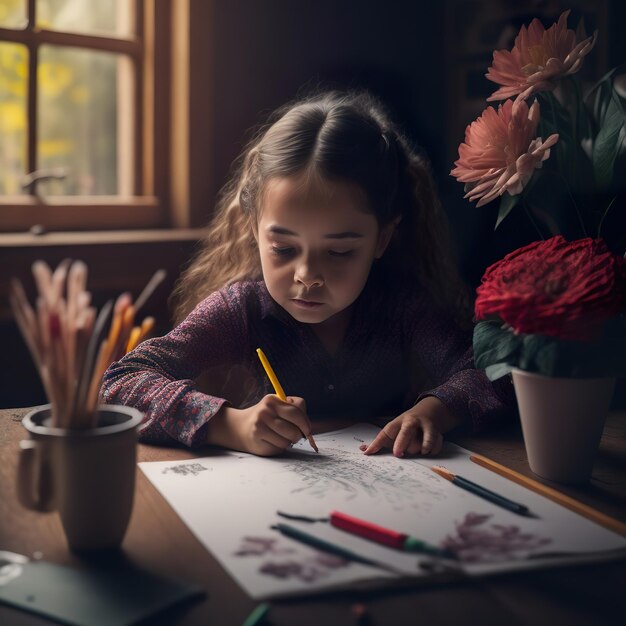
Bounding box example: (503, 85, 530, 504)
(17, 404, 143, 551)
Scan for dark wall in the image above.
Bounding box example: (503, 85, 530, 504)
(208, 0, 447, 201)
(200, 0, 625, 287)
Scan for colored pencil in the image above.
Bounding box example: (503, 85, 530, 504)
(241, 602, 270, 626)
(256, 347, 319, 453)
(470, 454, 626, 536)
(9, 261, 165, 429)
(256, 347, 287, 399)
(133, 268, 167, 314)
(271, 523, 403, 575)
(330, 510, 455, 558)
(431, 465, 530, 516)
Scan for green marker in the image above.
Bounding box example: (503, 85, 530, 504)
(242, 602, 270, 626)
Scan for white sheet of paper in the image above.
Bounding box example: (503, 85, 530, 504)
(139, 424, 626, 599)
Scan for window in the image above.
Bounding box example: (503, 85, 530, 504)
(0, 0, 169, 231)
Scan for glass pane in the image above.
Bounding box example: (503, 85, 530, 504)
(0, 43, 27, 195)
(37, 0, 132, 37)
(0, 0, 27, 29)
(38, 45, 132, 195)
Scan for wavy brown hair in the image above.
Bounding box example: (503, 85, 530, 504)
(171, 90, 471, 325)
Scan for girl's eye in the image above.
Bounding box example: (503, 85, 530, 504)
(329, 250, 354, 258)
(271, 246, 294, 256)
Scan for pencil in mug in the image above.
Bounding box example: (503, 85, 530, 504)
(126, 316, 155, 353)
(10, 262, 166, 429)
(256, 347, 318, 453)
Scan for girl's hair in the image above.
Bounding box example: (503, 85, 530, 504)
(171, 90, 471, 325)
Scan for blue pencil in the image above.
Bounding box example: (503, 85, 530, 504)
(431, 465, 530, 515)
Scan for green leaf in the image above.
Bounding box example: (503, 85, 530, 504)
(473, 318, 626, 380)
(575, 83, 592, 140)
(593, 80, 612, 128)
(495, 192, 520, 230)
(593, 92, 626, 188)
(485, 363, 513, 379)
(473, 322, 522, 371)
(584, 62, 626, 106)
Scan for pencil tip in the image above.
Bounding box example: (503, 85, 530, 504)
(431, 465, 454, 481)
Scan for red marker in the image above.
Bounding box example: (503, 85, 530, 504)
(330, 510, 455, 558)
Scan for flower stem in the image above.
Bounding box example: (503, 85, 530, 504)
(598, 196, 617, 238)
(522, 197, 546, 241)
(538, 169, 589, 238)
(556, 170, 588, 237)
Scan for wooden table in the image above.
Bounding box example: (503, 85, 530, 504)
(1, 407, 625, 625)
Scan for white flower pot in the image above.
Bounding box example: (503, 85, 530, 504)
(511, 369, 616, 484)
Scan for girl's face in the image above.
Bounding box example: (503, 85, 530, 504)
(258, 174, 395, 329)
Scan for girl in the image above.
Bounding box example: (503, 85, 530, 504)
(102, 90, 514, 457)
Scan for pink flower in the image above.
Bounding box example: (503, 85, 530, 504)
(451, 99, 558, 207)
(486, 10, 597, 102)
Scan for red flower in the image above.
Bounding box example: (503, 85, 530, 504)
(475, 236, 626, 340)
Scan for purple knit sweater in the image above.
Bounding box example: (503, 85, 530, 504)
(102, 279, 515, 448)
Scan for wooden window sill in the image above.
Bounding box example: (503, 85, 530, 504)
(0, 196, 169, 231)
(0, 227, 206, 248)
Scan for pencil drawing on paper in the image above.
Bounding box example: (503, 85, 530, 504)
(259, 553, 350, 582)
(283, 447, 447, 510)
(162, 462, 210, 476)
(441, 512, 552, 562)
(234, 534, 350, 583)
(234, 536, 294, 557)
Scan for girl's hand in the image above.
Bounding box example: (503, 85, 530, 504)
(360, 396, 461, 458)
(208, 394, 312, 456)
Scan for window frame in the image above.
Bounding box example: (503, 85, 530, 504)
(0, 0, 170, 231)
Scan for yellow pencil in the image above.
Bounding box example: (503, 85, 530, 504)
(256, 347, 318, 453)
(125, 326, 142, 353)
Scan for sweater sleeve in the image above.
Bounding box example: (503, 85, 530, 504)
(407, 292, 516, 432)
(101, 285, 249, 447)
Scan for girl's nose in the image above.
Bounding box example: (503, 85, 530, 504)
(294, 261, 324, 288)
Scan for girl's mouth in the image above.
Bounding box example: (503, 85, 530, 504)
(291, 299, 323, 309)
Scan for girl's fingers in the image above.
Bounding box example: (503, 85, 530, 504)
(392, 420, 420, 457)
(421, 424, 441, 455)
(362, 416, 444, 458)
(287, 395, 307, 413)
(362, 425, 397, 455)
(271, 395, 313, 439)
(258, 422, 296, 453)
(271, 416, 302, 444)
